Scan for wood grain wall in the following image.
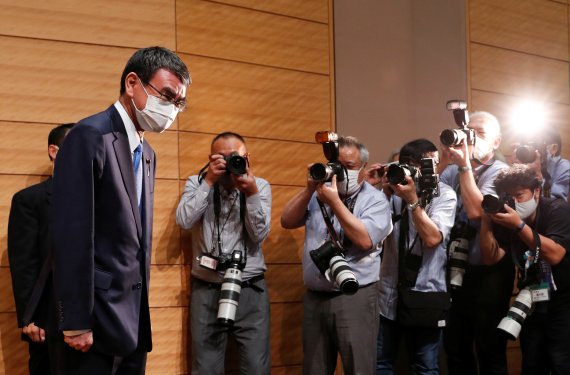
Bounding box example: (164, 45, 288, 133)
(0, 0, 333, 374)
(468, 0, 570, 373)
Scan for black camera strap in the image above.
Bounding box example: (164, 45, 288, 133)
(213, 183, 248, 260)
(316, 193, 359, 252)
(397, 206, 421, 288)
(511, 223, 542, 288)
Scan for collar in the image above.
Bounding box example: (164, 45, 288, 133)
(114, 101, 143, 152)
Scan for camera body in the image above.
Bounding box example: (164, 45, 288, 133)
(224, 152, 247, 175)
(514, 142, 547, 164)
(481, 194, 515, 214)
(386, 157, 440, 206)
(217, 250, 247, 326)
(309, 241, 359, 295)
(440, 100, 476, 147)
(309, 131, 346, 183)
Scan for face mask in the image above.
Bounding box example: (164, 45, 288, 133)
(473, 136, 492, 161)
(515, 194, 538, 220)
(132, 80, 179, 133)
(338, 168, 362, 196)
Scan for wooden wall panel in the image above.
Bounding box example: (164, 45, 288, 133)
(151, 179, 183, 265)
(212, 0, 328, 23)
(0, 313, 27, 375)
(146, 131, 180, 180)
(149, 265, 189, 308)
(470, 0, 568, 60)
(0, 268, 15, 313)
(270, 302, 304, 367)
(0, 175, 45, 267)
(0, 122, 52, 176)
(265, 186, 305, 264)
(178, 132, 324, 187)
(266, 265, 304, 303)
(148, 307, 189, 375)
(470, 43, 570, 104)
(0, 37, 132, 124)
(178, 55, 331, 142)
(176, 0, 330, 74)
(0, 0, 175, 49)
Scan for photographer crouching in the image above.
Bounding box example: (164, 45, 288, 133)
(480, 164, 570, 374)
(176, 132, 271, 375)
(373, 139, 456, 375)
(281, 133, 392, 375)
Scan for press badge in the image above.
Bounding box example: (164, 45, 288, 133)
(198, 255, 218, 270)
(530, 282, 550, 303)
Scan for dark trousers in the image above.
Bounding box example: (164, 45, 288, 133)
(443, 256, 515, 375)
(190, 277, 271, 375)
(28, 340, 51, 375)
(520, 308, 570, 375)
(303, 282, 379, 375)
(377, 315, 442, 375)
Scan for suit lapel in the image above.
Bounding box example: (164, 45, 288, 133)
(109, 107, 143, 241)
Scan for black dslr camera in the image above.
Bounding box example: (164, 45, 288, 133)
(440, 100, 476, 147)
(514, 142, 547, 164)
(309, 131, 346, 183)
(386, 157, 440, 206)
(481, 194, 515, 214)
(224, 152, 248, 175)
(310, 241, 359, 295)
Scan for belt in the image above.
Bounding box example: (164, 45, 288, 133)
(308, 281, 375, 296)
(194, 274, 265, 292)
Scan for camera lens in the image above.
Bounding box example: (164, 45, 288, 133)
(440, 129, 465, 147)
(226, 154, 247, 175)
(482, 195, 503, 214)
(217, 266, 242, 326)
(515, 146, 537, 164)
(386, 164, 411, 185)
(309, 163, 331, 182)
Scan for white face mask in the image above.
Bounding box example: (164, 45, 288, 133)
(473, 136, 492, 161)
(132, 80, 179, 133)
(515, 194, 538, 220)
(338, 168, 362, 196)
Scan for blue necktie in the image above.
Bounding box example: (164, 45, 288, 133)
(133, 144, 142, 209)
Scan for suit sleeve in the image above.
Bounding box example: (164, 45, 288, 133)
(7, 191, 42, 327)
(51, 124, 105, 330)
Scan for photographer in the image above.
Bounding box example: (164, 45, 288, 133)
(281, 135, 392, 375)
(375, 139, 456, 375)
(439, 111, 514, 375)
(512, 129, 570, 200)
(176, 132, 271, 375)
(480, 164, 570, 374)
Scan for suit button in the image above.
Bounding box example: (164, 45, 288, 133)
(132, 282, 142, 290)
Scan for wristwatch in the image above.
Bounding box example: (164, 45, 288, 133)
(458, 166, 472, 173)
(407, 201, 421, 211)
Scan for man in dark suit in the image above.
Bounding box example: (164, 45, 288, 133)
(8, 123, 73, 375)
(50, 46, 190, 374)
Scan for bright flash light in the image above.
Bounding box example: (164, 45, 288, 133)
(511, 100, 546, 136)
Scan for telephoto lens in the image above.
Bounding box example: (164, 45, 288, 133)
(310, 241, 359, 295)
(217, 251, 245, 326)
(448, 238, 469, 289)
(309, 163, 335, 182)
(440, 129, 467, 147)
(497, 288, 534, 340)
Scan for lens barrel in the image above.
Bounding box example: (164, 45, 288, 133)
(328, 255, 359, 295)
(217, 266, 242, 326)
(497, 288, 533, 340)
(448, 238, 469, 289)
(226, 154, 247, 175)
(515, 146, 537, 164)
(440, 129, 466, 147)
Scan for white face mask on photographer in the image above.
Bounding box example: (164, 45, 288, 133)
(132, 79, 179, 133)
(473, 136, 492, 162)
(338, 168, 362, 196)
(515, 194, 538, 220)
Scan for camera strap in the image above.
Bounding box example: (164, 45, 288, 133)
(397, 207, 421, 287)
(316, 194, 359, 252)
(213, 184, 248, 259)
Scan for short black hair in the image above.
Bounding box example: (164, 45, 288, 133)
(211, 132, 246, 146)
(398, 138, 437, 165)
(48, 123, 74, 147)
(495, 164, 542, 195)
(119, 46, 191, 95)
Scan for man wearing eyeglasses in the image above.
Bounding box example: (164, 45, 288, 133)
(50, 46, 190, 374)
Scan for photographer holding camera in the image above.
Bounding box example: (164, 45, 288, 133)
(479, 164, 570, 374)
(176, 132, 271, 375)
(281, 135, 392, 375)
(511, 128, 570, 200)
(375, 139, 456, 375)
(439, 110, 514, 375)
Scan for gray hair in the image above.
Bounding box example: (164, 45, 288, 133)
(470, 111, 502, 139)
(338, 135, 369, 164)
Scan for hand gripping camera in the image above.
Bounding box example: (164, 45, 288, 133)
(310, 241, 359, 295)
(482, 194, 515, 214)
(217, 250, 247, 326)
(440, 100, 476, 147)
(309, 131, 346, 183)
(386, 158, 440, 207)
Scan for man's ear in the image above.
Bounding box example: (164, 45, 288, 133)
(48, 144, 59, 161)
(124, 72, 139, 98)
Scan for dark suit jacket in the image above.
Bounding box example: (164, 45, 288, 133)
(51, 105, 155, 356)
(8, 177, 52, 332)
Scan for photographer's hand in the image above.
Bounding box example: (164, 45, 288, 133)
(446, 140, 471, 168)
(306, 164, 319, 193)
(364, 163, 384, 187)
(489, 204, 521, 230)
(391, 176, 419, 205)
(233, 165, 259, 197)
(316, 175, 342, 207)
(204, 154, 227, 186)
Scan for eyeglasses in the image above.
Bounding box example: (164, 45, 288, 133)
(144, 81, 187, 112)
